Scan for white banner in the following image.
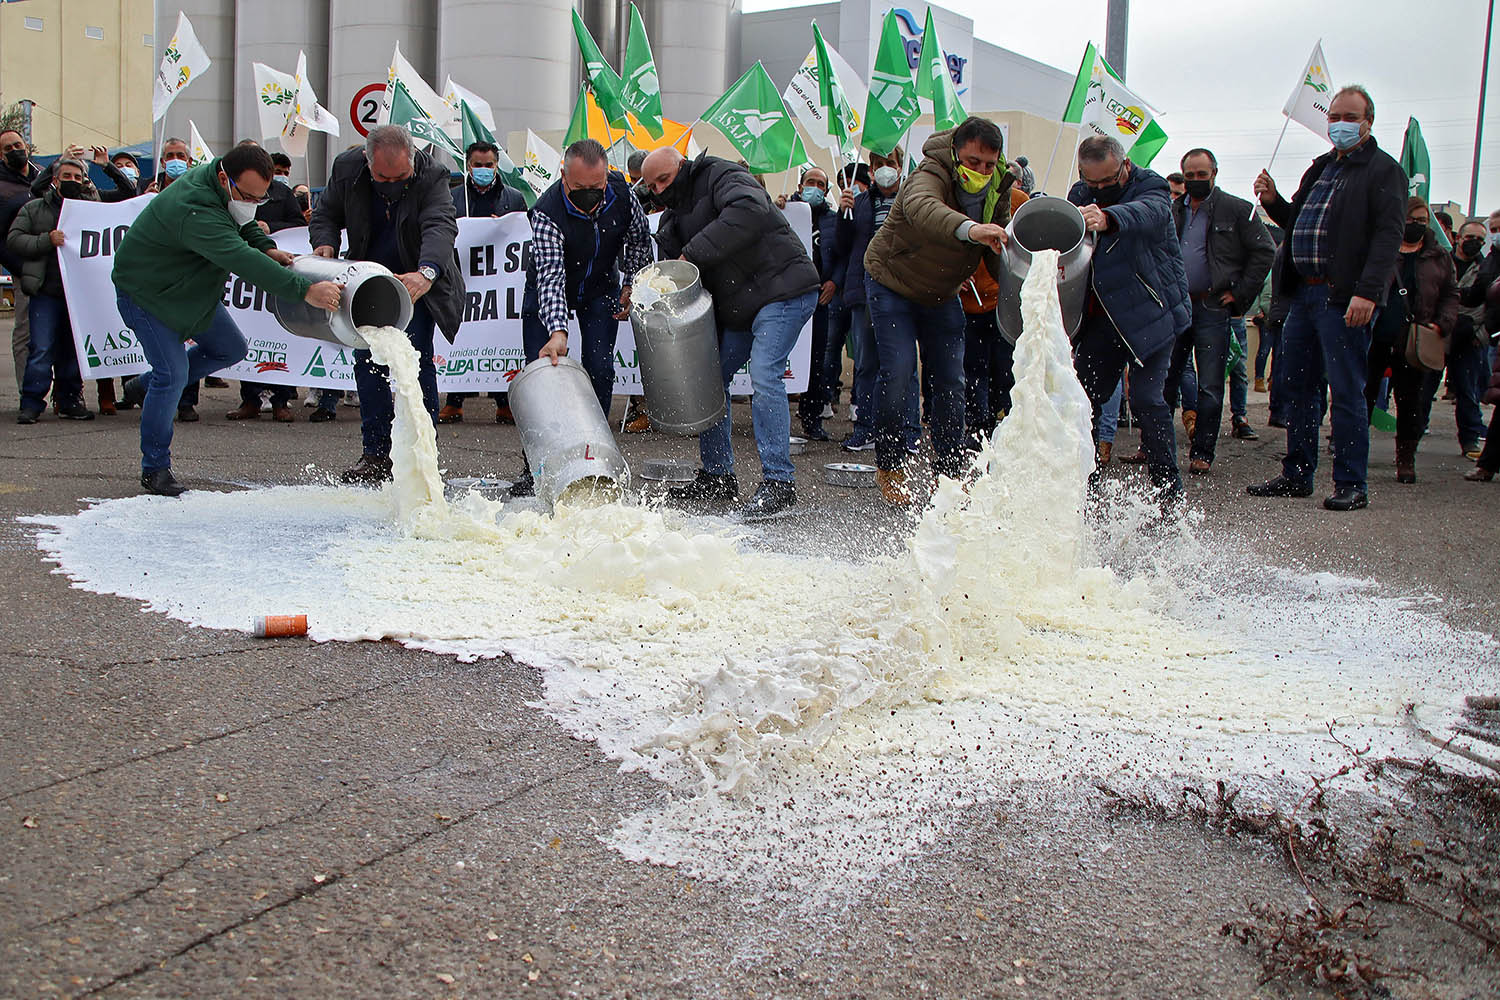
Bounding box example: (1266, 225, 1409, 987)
(55, 198, 815, 396)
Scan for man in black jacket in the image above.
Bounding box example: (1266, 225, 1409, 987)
(640, 147, 820, 521)
(1166, 147, 1274, 473)
(1, 128, 39, 393)
(310, 125, 464, 484)
(1249, 85, 1406, 511)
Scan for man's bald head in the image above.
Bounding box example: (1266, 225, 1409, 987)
(641, 147, 685, 195)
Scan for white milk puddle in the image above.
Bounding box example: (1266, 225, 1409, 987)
(25, 271, 1495, 903)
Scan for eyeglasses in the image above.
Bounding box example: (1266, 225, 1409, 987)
(229, 177, 270, 206)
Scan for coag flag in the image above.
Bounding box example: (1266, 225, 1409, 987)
(621, 4, 664, 140)
(152, 12, 212, 123)
(863, 10, 919, 157)
(916, 8, 965, 131)
(187, 120, 213, 165)
(1283, 41, 1335, 141)
(571, 9, 630, 130)
(1062, 41, 1168, 167)
(703, 61, 806, 174)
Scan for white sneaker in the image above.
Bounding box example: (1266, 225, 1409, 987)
(303, 390, 319, 408)
(341, 392, 360, 408)
(848, 404, 858, 421)
(820, 404, 834, 419)
(259, 391, 272, 413)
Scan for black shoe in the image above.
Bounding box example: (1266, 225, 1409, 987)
(801, 419, 831, 442)
(1231, 418, 1258, 440)
(58, 403, 95, 421)
(509, 467, 536, 498)
(339, 454, 393, 485)
(741, 479, 797, 521)
(141, 467, 187, 497)
(176, 406, 199, 422)
(308, 408, 335, 423)
(121, 376, 147, 408)
(16, 408, 41, 424)
(1247, 475, 1314, 498)
(203, 376, 229, 388)
(666, 470, 739, 512)
(1267, 416, 1286, 429)
(1323, 486, 1368, 511)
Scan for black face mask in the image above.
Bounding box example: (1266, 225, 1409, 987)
(371, 178, 408, 202)
(568, 186, 605, 214)
(659, 164, 693, 211)
(1091, 182, 1124, 207)
(1403, 221, 1428, 244)
(1460, 236, 1484, 258)
(1183, 178, 1213, 201)
(57, 180, 83, 200)
(4, 148, 28, 173)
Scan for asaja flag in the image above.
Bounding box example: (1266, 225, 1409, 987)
(450, 91, 536, 208)
(702, 61, 803, 173)
(1400, 116, 1450, 249)
(863, 10, 919, 157)
(916, 8, 965, 131)
(390, 78, 464, 160)
(621, 4, 664, 140)
(1062, 41, 1168, 167)
(1283, 41, 1334, 140)
(187, 120, 213, 165)
(563, 85, 592, 148)
(571, 9, 630, 130)
(524, 130, 562, 192)
(152, 12, 212, 123)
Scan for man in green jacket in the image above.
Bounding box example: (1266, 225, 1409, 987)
(113, 143, 342, 496)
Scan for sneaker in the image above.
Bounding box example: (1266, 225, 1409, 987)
(57, 403, 94, 421)
(819, 404, 834, 420)
(308, 407, 335, 423)
(741, 479, 798, 521)
(1465, 465, 1494, 482)
(1246, 475, 1314, 498)
(1461, 441, 1482, 462)
(1323, 486, 1368, 511)
(225, 402, 260, 420)
(16, 407, 41, 424)
(304, 390, 319, 408)
(802, 419, 831, 442)
(665, 470, 739, 512)
(141, 467, 187, 497)
(841, 431, 875, 452)
(259, 396, 273, 413)
(339, 454, 393, 485)
(341, 392, 360, 408)
(203, 376, 229, 388)
(1231, 418, 1258, 440)
(176, 406, 199, 422)
(905, 434, 922, 455)
(848, 404, 858, 422)
(875, 468, 911, 506)
(438, 404, 464, 424)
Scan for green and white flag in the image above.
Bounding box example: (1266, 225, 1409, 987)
(446, 81, 536, 207)
(390, 78, 464, 161)
(916, 8, 965, 131)
(524, 130, 561, 192)
(152, 12, 212, 123)
(1062, 41, 1168, 167)
(187, 120, 213, 165)
(1283, 41, 1334, 140)
(563, 85, 591, 148)
(813, 22, 859, 159)
(862, 10, 919, 157)
(571, 9, 630, 130)
(785, 24, 866, 161)
(621, 4, 664, 139)
(378, 43, 452, 135)
(702, 61, 803, 174)
(252, 57, 338, 158)
(1400, 116, 1449, 249)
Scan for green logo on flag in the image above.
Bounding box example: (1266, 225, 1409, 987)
(83, 334, 101, 369)
(302, 347, 327, 378)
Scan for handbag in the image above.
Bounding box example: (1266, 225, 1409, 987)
(1403, 321, 1447, 372)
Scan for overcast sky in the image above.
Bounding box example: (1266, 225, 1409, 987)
(745, 0, 1500, 216)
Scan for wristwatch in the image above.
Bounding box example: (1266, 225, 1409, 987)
(418, 265, 437, 282)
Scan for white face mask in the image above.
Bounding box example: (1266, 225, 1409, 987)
(228, 198, 258, 225)
(873, 165, 900, 189)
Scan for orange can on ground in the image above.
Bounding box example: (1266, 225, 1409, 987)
(253, 614, 308, 638)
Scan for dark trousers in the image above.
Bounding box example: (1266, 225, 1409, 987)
(1279, 283, 1372, 490)
(1448, 339, 1489, 445)
(962, 310, 1014, 440)
(798, 302, 831, 424)
(521, 291, 620, 416)
(1262, 318, 1287, 423)
(867, 279, 966, 476)
(1075, 312, 1182, 492)
(352, 299, 438, 457)
(1165, 300, 1232, 463)
(443, 391, 505, 406)
(240, 381, 294, 408)
(1476, 405, 1500, 473)
(822, 300, 849, 406)
(1365, 338, 1433, 443)
(20, 293, 82, 412)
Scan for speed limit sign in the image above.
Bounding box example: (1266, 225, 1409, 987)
(350, 83, 385, 137)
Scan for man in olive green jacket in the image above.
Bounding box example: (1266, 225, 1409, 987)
(112, 143, 342, 496)
(862, 117, 1012, 503)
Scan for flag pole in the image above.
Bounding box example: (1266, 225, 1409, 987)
(1252, 117, 1292, 220)
(1041, 120, 1067, 196)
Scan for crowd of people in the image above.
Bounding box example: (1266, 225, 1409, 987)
(3, 78, 1497, 514)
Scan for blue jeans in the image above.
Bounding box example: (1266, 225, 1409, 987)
(1165, 301, 1231, 463)
(1279, 283, 1372, 490)
(799, 301, 831, 424)
(1254, 318, 1276, 378)
(1097, 374, 1125, 443)
(867, 279, 966, 475)
(822, 300, 849, 406)
(353, 298, 437, 457)
(20, 293, 82, 412)
(1449, 339, 1488, 445)
(962, 310, 1014, 440)
(1076, 312, 1182, 492)
(700, 290, 817, 482)
(848, 303, 918, 440)
(1229, 316, 1249, 420)
(522, 291, 620, 416)
(116, 291, 248, 473)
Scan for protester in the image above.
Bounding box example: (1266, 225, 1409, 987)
(1166, 172, 1186, 202)
(311, 125, 464, 484)
(641, 146, 819, 520)
(112, 143, 341, 495)
(790, 165, 840, 442)
(1434, 210, 1455, 247)
(29, 145, 140, 204)
(1449, 218, 1491, 461)
(8, 156, 96, 423)
(1249, 85, 1406, 511)
(1, 128, 39, 395)
(292, 183, 312, 222)
(961, 181, 1030, 444)
(1164, 147, 1274, 473)
(1014, 154, 1036, 194)
(152, 137, 191, 191)
(1362, 196, 1457, 484)
(438, 140, 529, 427)
(512, 139, 651, 497)
(862, 117, 1012, 504)
(1069, 134, 1191, 501)
(1468, 349, 1500, 481)
(107, 150, 147, 201)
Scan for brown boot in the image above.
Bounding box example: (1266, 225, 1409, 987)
(271, 405, 295, 423)
(1465, 465, 1494, 482)
(437, 404, 464, 424)
(1181, 409, 1197, 442)
(625, 413, 651, 433)
(1395, 440, 1417, 484)
(1119, 448, 1148, 464)
(1096, 441, 1113, 466)
(875, 468, 911, 506)
(97, 379, 116, 416)
(225, 402, 260, 420)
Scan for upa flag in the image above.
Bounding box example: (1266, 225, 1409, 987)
(524, 130, 561, 192)
(152, 12, 212, 122)
(916, 8, 965, 131)
(1062, 41, 1168, 167)
(863, 10, 919, 156)
(254, 54, 337, 157)
(1283, 41, 1334, 140)
(571, 9, 630, 130)
(187, 120, 213, 165)
(702, 62, 803, 174)
(621, 4, 664, 140)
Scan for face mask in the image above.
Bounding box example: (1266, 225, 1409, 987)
(1404, 221, 1428, 244)
(873, 165, 899, 189)
(57, 180, 84, 200)
(1091, 181, 1124, 207)
(955, 162, 991, 194)
(470, 166, 496, 187)
(1184, 178, 1213, 200)
(118, 165, 139, 183)
(163, 158, 189, 178)
(228, 198, 257, 225)
(1461, 236, 1484, 257)
(659, 164, 693, 211)
(569, 186, 605, 214)
(4, 148, 27, 172)
(274, 174, 291, 186)
(371, 178, 407, 201)
(1327, 121, 1364, 151)
(800, 186, 826, 207)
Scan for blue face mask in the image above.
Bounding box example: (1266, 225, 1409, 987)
(470, 166, 496, 187)
(800, 186, 826, 207)
(119, 165, 139, 183)
(1327, 121, 1364, 151)
(163, 158, 189, 178)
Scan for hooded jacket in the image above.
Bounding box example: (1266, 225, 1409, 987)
(6, 181, 99, 297)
